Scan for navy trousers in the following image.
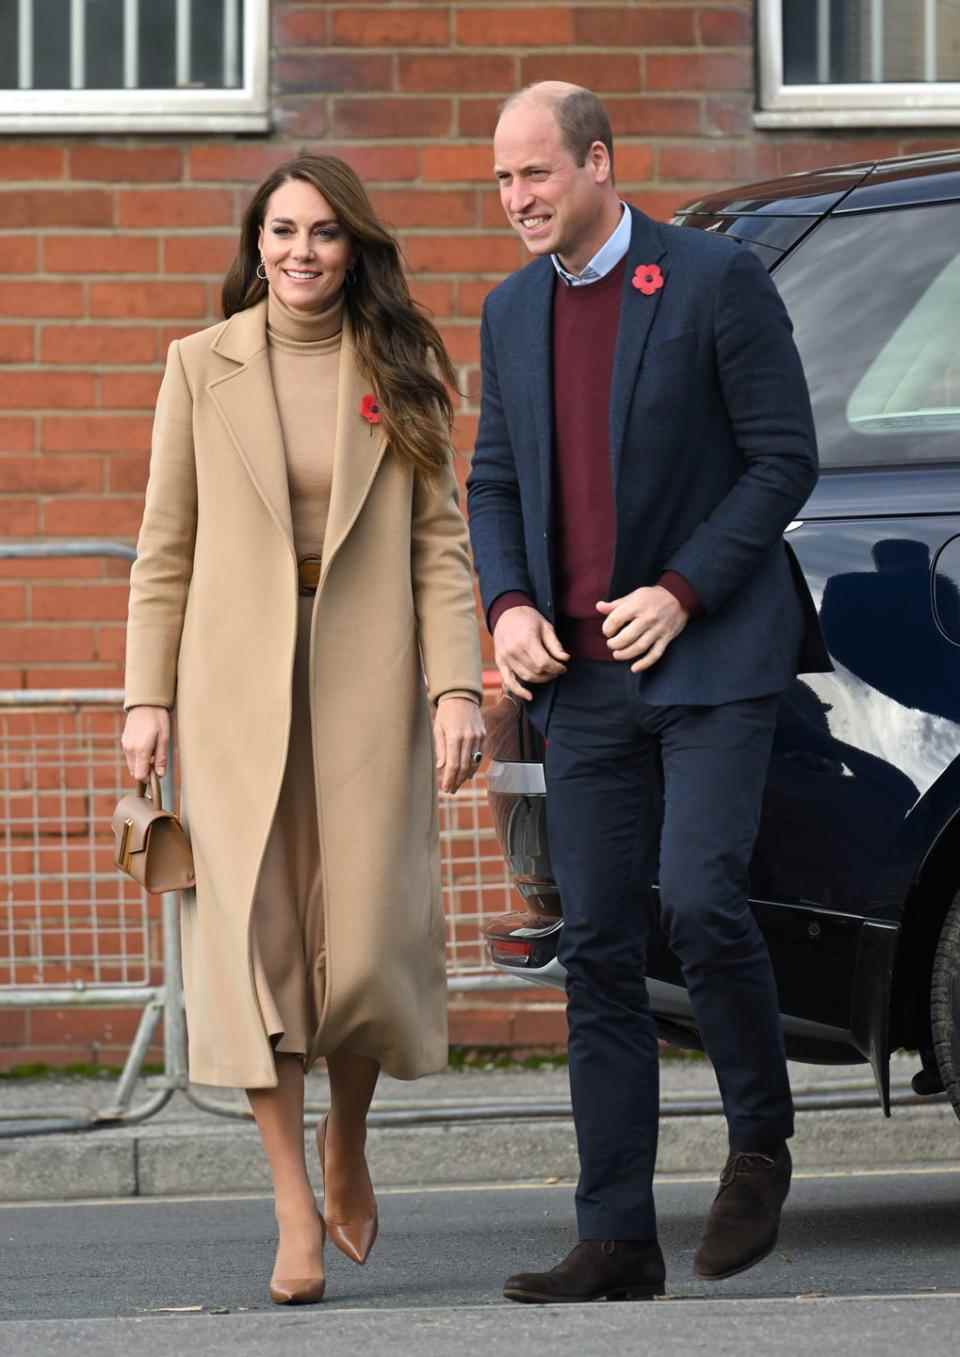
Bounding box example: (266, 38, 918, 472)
(544, 661, 794, 1242)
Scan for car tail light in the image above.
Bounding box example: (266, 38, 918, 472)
(489, 938, 533, 966)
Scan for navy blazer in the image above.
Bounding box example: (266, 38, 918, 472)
(466, 205, 830, 722)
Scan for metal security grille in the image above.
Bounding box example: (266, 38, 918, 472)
(3, 0, 242, 91)
(439, 775, 515, 979)
(0, 706, 159, 993)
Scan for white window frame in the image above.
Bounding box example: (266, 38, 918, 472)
(0, 0, 269, 133)
(756, 0, 960, 128)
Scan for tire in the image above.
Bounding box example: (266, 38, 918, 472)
(930, 890, 960, 1122)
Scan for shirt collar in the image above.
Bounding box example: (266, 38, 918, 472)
(552, 203, 631, 287)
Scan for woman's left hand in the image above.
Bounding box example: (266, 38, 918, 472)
(434, 696, 485, 794)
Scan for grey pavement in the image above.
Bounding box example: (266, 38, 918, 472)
(0, 1053, 958, 1202)
(1, 1170, 960, 1354)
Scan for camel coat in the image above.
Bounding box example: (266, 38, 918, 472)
(124, 299, 482, 1088)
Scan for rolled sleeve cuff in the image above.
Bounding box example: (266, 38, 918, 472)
(658, 571, 703, 618)
(487, 591, 535, 635)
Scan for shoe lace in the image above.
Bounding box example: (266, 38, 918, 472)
(719, 1151, 775, 1188)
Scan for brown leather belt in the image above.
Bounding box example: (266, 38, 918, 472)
(297, 556, 322, 594)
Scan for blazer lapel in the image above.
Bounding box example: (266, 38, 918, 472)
(319, 318, 388, 589)
(207, 301, 294, 552)
(525, 260, 556, 528)
(609, 208, 669, 489)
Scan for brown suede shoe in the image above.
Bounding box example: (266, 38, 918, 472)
(504, 1239, 666, 1304)
(694, 1144, 792, 1280)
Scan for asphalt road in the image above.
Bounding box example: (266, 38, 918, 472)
(1, 1167, 959, 1354)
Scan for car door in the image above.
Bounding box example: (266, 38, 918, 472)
(648, 199, 960, 1049)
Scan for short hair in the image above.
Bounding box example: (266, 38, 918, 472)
(502, 85, 615, 176)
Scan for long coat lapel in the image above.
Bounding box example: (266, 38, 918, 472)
(207, 301, 294, 552)
(609, 208, 669, 490)
(525, 260, 556, 528)
(320, 319, 388, 589)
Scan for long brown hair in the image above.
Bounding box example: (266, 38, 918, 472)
(222, 155, 457, 477)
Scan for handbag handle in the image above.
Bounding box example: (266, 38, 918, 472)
(135, 769, 164, 810)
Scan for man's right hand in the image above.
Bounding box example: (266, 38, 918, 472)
(493, 606, 570, 701)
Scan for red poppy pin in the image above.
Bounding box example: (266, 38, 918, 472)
(632, 264, 664, 296)
(360, 394, 382, 425)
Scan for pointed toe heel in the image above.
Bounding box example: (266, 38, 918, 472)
(317, 1114, 379, 1266)
(269, 1214, 326, 1305)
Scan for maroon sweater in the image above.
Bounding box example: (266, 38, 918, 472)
(489, 259, 699, 659)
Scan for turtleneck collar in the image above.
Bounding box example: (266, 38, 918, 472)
(267, 287, 345, 346)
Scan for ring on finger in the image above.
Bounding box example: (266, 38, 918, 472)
(471, 749, 483, 766)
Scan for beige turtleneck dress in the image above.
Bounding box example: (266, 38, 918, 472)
(250, 289, 344, 1060)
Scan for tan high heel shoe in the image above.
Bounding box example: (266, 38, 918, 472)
(269, 1213, 327, 1305)
(317, 1113, 379, 1265)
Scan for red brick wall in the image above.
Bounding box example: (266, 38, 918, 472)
(1, 0, 956, 1066)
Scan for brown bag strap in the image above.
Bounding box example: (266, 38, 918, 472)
(135, 770, 164, 810)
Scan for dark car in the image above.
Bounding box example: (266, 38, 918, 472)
(484, 148, 960, 1121)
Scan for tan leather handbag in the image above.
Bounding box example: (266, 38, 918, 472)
(111, 770, 195, 894)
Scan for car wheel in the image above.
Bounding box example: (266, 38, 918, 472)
(931, 890, 960, 1123)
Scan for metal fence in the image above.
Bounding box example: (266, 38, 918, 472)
(0, 540, 520, 1131)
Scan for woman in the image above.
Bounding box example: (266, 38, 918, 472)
(121, 156, 484, 1305)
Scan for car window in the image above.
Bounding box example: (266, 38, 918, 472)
(772, 202, 960, 467)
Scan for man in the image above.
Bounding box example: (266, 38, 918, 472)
(467, 83, 830, 1303)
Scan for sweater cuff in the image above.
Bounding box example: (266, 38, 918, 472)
(436, 689, 481, 706)
(488, 591, 535, 635)
(658, 571, 703, 618)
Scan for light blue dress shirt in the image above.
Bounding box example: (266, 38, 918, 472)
(551, 203, 631, 287)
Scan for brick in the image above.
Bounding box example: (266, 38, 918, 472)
(659, 143, 738, 181)
(456, 8, 573, 45)
(0, 281, 85, 318)
(23, 666, 124, 690)
(629, 187, 692, 221)
(90, 281, 207, 318)
(409, 279, 455, 315)
(703, 95, 752, 137)
(32, 584, 129, 622)
(331, 9, 450, 46)
(776, 138, 902, 176)
(0, 584, 26, 621)
(333, 98, 452, 139)
(480, 190, 509, 228)
(733, 143, 781, 182)
(322, 144, 420, 182)
(646, 52, 751, 92)
(164, 235, 236, 274)
(0, 1011, 27, 1045)
(2, 625, 99, 662)
(70, 145, 183, 183)
(116, 189, 233, 229)
(421, 145, 496, 183)
(398, 54, 515, 94)
(100, 372, 164, 409)
(276, 6, 328, 45)
(573, 7, 697, 46)
(43, 415, 152, 453)
(370, 187, 476, 229)
(699, 7, 753, 46)
(614, 143, 656, 181)
(0, 144, 64, 180)
(42, 498, 143, 538)
(277, 100, 331, 140)
(0, 190, 113, 229)
(608, 96, 702, 136)
(0, 326, 33, 362)
(276, 54, 392, 93)
(28, 1008, 143, 1045)
(0, 498, 38, 535)
(107, 453, 150, 493)
(448, 1006, 513, 1046)
(0, 556, 101, 579)
(0, 456, 103, 494)
(458, 280, 496, 318)
(403, 234, 521, 274)
(43, 233, 159, 275)
(158, 325, 200, 349)
(0, 417, 34, 452)
(521, 53, 641, 91)
(0, 372, 97, 410)
(96, 624, 126, 662)
(41, 325, 157, 366)
(438, 324, 480, 365)
(3, 237, 40, 272)
(458, 99, 502, 139)
(188, 145, 292, 183)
